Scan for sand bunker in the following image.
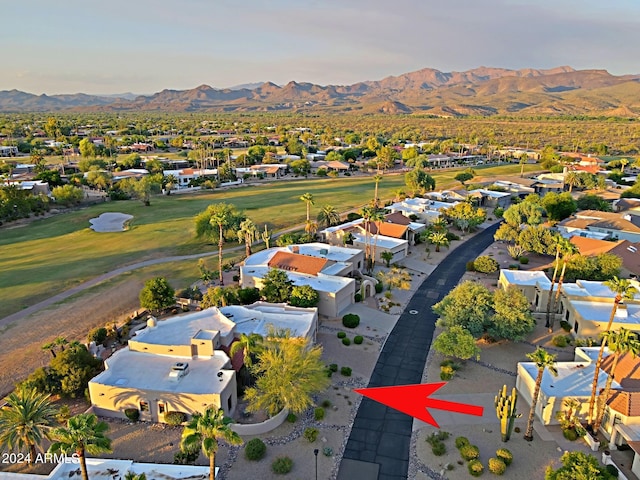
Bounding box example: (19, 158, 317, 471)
(89, 212, 133, 232)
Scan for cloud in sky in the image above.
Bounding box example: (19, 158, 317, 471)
(2, 0, 639, 94)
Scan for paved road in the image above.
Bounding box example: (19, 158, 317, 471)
(338, 222, 501, 480)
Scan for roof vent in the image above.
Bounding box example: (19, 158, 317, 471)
(291, 246, 299, 253)
(319, 249, 328, 255)
(169, 362, 189, 380)
(628, 246, 638, 253)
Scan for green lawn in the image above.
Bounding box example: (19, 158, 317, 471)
(0, 163, 538, 319)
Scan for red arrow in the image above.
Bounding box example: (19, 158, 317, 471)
(354, 382, 483, 428)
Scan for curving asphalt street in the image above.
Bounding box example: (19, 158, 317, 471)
(338, 222, 501, 480)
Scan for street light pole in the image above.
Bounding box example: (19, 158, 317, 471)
(314, 448, 319, 480)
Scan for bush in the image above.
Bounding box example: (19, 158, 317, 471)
(354, 335, 364, 345)
(494, 207, 504, 218)
(354, 292, 362, 302)
(329, 363, 338, 372)
(375, 282, 384, 294)
(245, 438, 267, 461)
(323, 447, 333, 457)
(304, 427, 319, 442)
(552, 335, 568, 348)
(518, 256, 529, 265)
(563, 428, 579, 441)
(605, 464, 620, 478)
(124, 408, 139, 422)
(508, 264, 519, 270)
(342, 337, 351, 346)
(440, 365, 455, 381)
(560, 320, 571, 332)
(341, 366, 352, 376)
(286, 413, 297, 423)
(455, 436, 470, 449)
(432, 440, 446, 456)
(460, 444, 480, 461)
(488, 457, 506, 475)
(164, 411, 187, 425)
(474, 255, 499, 274)
(337, 331, 347, 338)
(468, 459, 484, 477)
(466, 260, 476, 272)
(346, 212, 361, 221)
(271, 456, 293, 475)
(342, 313, 360, 328)
(496, 448, 512, 466)
(314, 407, 325, 420)
(321, 399, 332, 408)
(446, 232, 460, 241)
(88, 327, 108, 345)
(173, 450, 198, 465)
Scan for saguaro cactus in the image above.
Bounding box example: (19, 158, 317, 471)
(495, 385, 522, 442)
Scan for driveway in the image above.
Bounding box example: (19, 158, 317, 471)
(338, 223, 501, 480)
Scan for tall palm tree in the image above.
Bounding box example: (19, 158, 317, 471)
(587, 277, 638, 428)
(524, 347, 557, 441)
(49, 414, 112, 480)
(42, 342, 56, 358)
(229, 333, 264, 369)
(209, 203, 234, 286)
(593, 328, 640, 432)
(544, 237, 572, 330)
(564, 171, 580, 193)
(370, 208, 385, 272)
(180, 407, 243, 480)
(548, 238, 578, 332)
(373, 174, 383, 207)
(317, 204, 340, 229)
(236, 218, 257, 259)
(359, 206, 374, 272)
(620, 158, 629, 175)
(299, 192, 314, 224)
(0, 386, 57, 463)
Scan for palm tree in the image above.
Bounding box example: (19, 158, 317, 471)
(545, 237, 574, 330)
(54, 336, 68, 352)
(593, 328, 640, 432)
(373, 174, 383, 207)
(370, 208, 385, 271)
(209, 203, 234, 286)
(431, 218, 448, 233)
(393, 188, 405, 203)
(236, 218, 257, 259)
(42, 342, 56, 358)
(360, 206, 374, 272)
(180, 407, 243, 480)
(564, 171, 580, 193)
(317, 204, 340, 229)
(229, 333, 264, 369)
(548, 238, 578, 332)
(620, 158, 629, 175)
(300, 192, 314, 224)
(0, 386, 57, 463)
(524, 348, 557, 441)
(427, 231, 449, 252)
(49, 414, 112, 480)
(587, 277, 638, 427)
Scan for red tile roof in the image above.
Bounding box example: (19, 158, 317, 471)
(267, 251, 327, 276)
(384, 212, 411, 226)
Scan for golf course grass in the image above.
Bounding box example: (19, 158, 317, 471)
(0, 163, 538, 319)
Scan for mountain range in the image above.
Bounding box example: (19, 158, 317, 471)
(2, 66, 640, 116)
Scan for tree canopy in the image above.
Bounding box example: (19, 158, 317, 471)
(139, 277, 175, 313)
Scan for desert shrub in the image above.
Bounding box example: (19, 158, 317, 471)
(440, 365, 455, 381)
(314, 407, 325, 420)
(173, 450, 198, 465)
(232, 274, 240, 282)
(468, 459, 484, 477)
(494, 207, 504, 218)
(354, 335, 364, 344)
(329, 364, 338, 372)
(347, 212, 361, 221)
(164, 411, 187, 425)
(124, 408, 139, 422)
(323, 447, 333, 457)
(341, 366, 352, 376)
(88, 327, 108, 345)
(560, 320, 571, 332)
(474, 255, 499, 274)
(337, 331, 346, 339)
(460, 444, 480, 461)
(507, 244, 525, 260)
(245, 438, 267, 461)
(375, 281, 384, 294)
(286, 413, 297, 423)
(518, 256, 529, 265)
(432, 440, 446, 456)
(271, 456, 293, 474)
(466, 260, 476, 272)
(342, 313, 360, 328)
(354, 292, 362, 302)
(488, 457, 506, 475)
(508, 264, 519, 270)
(321, 399, 332, 408)
(562, 428, 579, 441)
(496, 448, 512, 466)
(605, 464, 620, 477)
(455, 436, 470, 449)
(342, 338, 351, 346)
(446, 232, 460, 241)
(552, 335, 568, 347)
(304, 427, 319, 442)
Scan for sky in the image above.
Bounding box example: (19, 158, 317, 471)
(2, 0, 640, 95)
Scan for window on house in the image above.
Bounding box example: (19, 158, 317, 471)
(574, 321, 579, 334)
(140, 401, 149, 412)
(158, 403, 165, 414)
(228, 396, 233, 412)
